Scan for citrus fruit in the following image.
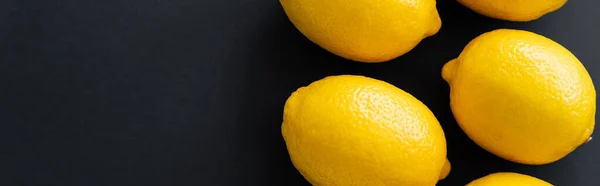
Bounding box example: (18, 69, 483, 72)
(458, 0, 567, 22)
(282, 75, 450, 185)
(280, 0, 441, 62)
(442, 29, 595, 165)
(468, 172, 552, 186)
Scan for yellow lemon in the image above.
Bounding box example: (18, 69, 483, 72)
(458, 0, 567, 22)
(282, 75, 450, 185)
(280, 0, 441, 63)
(442, 29, 595, 165)
(467, 172, 553, 186)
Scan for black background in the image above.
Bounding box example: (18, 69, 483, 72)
(1, 0, 599, 185)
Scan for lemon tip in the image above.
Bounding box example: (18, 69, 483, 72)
(439, 159, 451, 180)
(442, 59, 458, 83)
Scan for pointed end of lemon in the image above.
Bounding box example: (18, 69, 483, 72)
(283, 87, 306, 121)
(439, 158, 451, 180)
(425, 8, 442, 37)
(442, 59, 458, 83)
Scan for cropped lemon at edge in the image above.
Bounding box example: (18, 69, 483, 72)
(280, 0, 441, 63)
(458, 0, 567, 22)
(282, 75, 450, 185)
(442, 29, 595, 165)
(467, 172, 553, 186)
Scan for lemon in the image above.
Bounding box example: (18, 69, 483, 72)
(280, 0, 441, 63)
(442, 29, 595, 165)
(467, 172, 552, 186)
(458, 0, 567, 22)
(282, 75, 450, 185)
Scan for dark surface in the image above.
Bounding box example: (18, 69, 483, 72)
(1, 0, 599, 185)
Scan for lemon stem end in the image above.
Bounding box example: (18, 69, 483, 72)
(439, 158, 451, 180)
(442, 59, 458, 83)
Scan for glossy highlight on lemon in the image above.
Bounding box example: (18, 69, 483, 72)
(443, 29, 596, 165)
(458, 0, 567, 22)
(280, 0, 441, 63)
(282, 75, 450, 185)
(467, 172, 553, 186)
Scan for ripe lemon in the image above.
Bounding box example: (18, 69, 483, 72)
(442, 29, 595, 165)
(467, 172, 552, 186)
(282, 75, 450, 185)
(458, 0, 567, 22)
(280, 0, 441, 63)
